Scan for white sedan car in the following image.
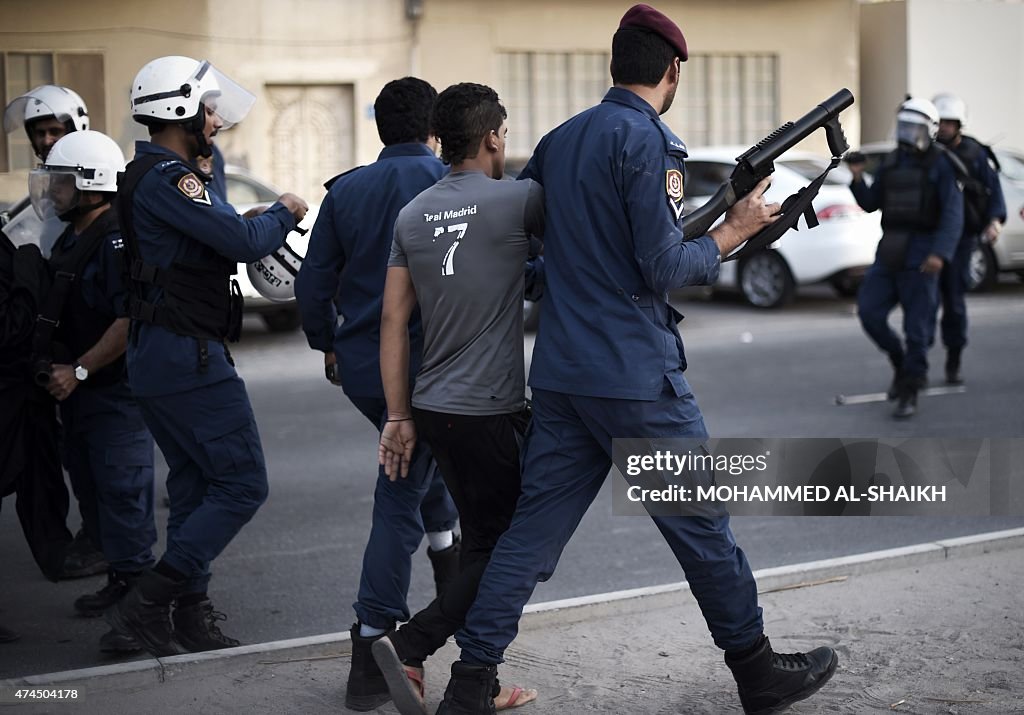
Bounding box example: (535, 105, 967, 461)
(224, 165, 317, 331)
(854, 141, 1024, 291)
(683, 147, 881, 308)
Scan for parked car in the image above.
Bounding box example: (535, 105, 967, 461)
(224, 165, 318, 331)
(683, 147, 881, 308)
(853, 141, 1024, 291)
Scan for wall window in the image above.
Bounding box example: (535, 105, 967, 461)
(498, 51, 777, 159)
(2, 52, 105, 172)
(498, 51, 610, 160)
(665, 54, 778, 148)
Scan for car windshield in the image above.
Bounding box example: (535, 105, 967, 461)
(779, 159, 851, 186)
(227, 175, 279, 205)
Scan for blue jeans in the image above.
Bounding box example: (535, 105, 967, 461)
(347, 396, 458, 628)
(456, 381, 763, 665)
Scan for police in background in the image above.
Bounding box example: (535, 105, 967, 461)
(106, 56, 307, 657)
(294, 77, 458, 712)
(1, 234, 74, 644)
(3, 84, 108, 580)
(849, 98, 964, 418)
(437, 6, 837, 715)
(29, 131, 159, 654)
(930, 93, 1006, 384)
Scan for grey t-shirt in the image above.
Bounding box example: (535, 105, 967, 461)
(389, 170, 544, 415)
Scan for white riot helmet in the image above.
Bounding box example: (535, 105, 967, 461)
(3, 85, 89, 160)
(28, 130, 125, 221)
(247, 239, 303, 302)
(896, 97, 939, 153)
(932, 93, 967, 126)
(130, 56, 255, 157)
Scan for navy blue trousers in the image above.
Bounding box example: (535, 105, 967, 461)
(138, 376, 268, 594)
(348, 396, 458, 629)
(936, 234, 975, 350)
(857, 263, 940, 380)
(456, 382, 764, 665)
(61, 383, 156, 573)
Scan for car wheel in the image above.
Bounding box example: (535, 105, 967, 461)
(261, 308, 302, 332)
(739, 250, 795, 308)
(967, 243, 998, 292)
(523, 300, 541, 333)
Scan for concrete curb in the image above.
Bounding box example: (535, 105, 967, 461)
(4, 526, 1022, 692)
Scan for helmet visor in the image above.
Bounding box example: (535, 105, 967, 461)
(193, 62, 256, 129)
(1, 204, 66, 258)
(3, 95, 74, 134)
(29, 169, 80, 220)
(896, 121, 931, 153)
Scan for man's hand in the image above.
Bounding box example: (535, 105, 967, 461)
(46, 364, 78, 401)
(920, 254, 944, 274)
(242, 205, 269, 219)
(324, 351, 343, 386)
(278, 193, 309, 223)
(983, 219, 1002, 244)
(379, 419, 417, 481)
(709, 177, 782, 257)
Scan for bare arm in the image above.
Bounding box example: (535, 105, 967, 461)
(378, 266, 418, 479)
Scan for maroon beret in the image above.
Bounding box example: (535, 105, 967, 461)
(618, 4, 688, 61)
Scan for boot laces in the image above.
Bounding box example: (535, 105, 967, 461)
(773, 651, 811, 671)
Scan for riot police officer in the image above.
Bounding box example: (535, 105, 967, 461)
(294, 76, 459, 712)
(3, 84, 109, 580)
(436, 6, 838, 715)
(931, 93, 1006, 384)
(106, 55, 307, 657)
(29, 130, 159, 653)
(849, 98, 964, 418)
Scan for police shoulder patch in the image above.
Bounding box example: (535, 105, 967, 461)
(666, 168, 685, 221)
(176, 172, 211, 206)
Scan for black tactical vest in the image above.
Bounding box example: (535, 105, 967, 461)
(880, 147, 941, 233)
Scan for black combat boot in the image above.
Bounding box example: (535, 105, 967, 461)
(945, 348, 963, 385)
(427, 535, 461, 598)
(886, 352, 904, 400)
(893, 376, 920, 419)
(99, 628, 141, 654)
(725, 635, 837, 714)
(346, 623, 393, 711)
(435, 661, 498, 715)
(172, 598, 240, 652)
(104, 569, 185, 657)
(60, 529, 108, 580)
(75, 569, 139, 617)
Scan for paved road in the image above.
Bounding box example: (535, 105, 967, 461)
(2, 280, 1022, 678)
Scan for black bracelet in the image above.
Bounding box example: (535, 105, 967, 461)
(385, 418, 414, 423)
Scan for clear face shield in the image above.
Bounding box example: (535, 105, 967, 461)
(2, 96, 71, 134)
(28, 169, 81, 221)
(192, 61, 256, 129)
(896, 119, 932, 154)
(1, 202, 66, 258)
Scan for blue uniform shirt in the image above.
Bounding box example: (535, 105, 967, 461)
(959, 137, 1007, 228)
(295, 143, 445, 399)
(851, 147, 964, 267)
(519, 87, 721, 401)
(55, 220, 126, 319)
(125, 141, 295, 397)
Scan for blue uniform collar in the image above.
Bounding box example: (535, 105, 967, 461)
(377, 142, 437, 161)
(133, 140, 187, 161)
(601, 87, 661, 120)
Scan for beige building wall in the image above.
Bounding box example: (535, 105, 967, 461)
(0, 0, 415, 204)
(418, 0, 861, 158)
(859, 0, 908, 143)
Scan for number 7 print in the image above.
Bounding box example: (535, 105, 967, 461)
(441, 222, 468, 276)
